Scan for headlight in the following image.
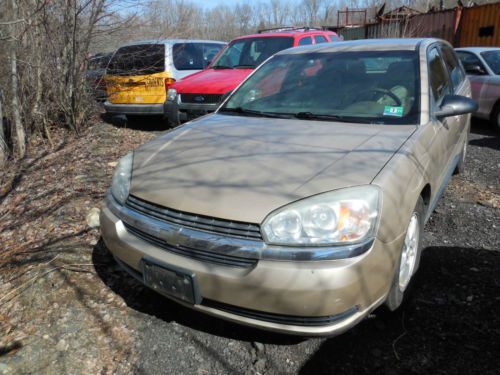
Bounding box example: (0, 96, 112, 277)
(111, 152, 133, 205)
(167, 88, 177, 102)
(262, 186, 381, 246)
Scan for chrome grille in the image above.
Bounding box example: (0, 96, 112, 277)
(125, 195, 263, 240)
(180, 93, 223, 104)
(123, 223, 257, 268)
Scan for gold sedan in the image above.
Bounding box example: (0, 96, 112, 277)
(100, 38, 477, 336)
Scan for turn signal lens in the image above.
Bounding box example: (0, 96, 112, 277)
(165, 77, 176, 91)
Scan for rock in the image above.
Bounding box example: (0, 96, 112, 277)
(466, 295, 473, 302)
(254, 358, 266, 371)
(86, 208, 100, 228)
(253, 342, 265, 352)
(108, 161, 117, 167)
(56, 339, 68, 351)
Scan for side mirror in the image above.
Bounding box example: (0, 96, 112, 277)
(464, 64, 486, 75)
(435, 95, 478, 119)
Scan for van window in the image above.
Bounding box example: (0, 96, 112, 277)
(108, 44, 165, 76)
(173, 43, 225, 71)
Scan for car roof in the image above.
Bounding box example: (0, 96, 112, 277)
(455, 47, 500, 53)
(120, 39, 227, 47)
(233, 29, 336, 41)
(275, 38, 442, 55)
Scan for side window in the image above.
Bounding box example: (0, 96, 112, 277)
(428, 47, 451, 104)
(314, 35, 328, 44)
(440, 46, 465, 91)
(456, 51, 487, 75)
(298, 37, 312, 46)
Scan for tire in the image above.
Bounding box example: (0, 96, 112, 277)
(454, 136, 468, 175)
(492, 104, 500, 134)
(385, 197, 425, 311)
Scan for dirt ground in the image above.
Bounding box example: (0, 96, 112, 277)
(0, 116, 498, 375)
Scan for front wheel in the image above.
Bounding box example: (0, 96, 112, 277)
(385, 197, 424, 311)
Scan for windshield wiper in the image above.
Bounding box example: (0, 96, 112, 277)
(212, 65, 233, 69)
(294, 112, 372, 123)
(220, 107, 292, 118)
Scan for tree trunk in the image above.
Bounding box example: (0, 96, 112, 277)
(0, 90, 7, 168)
(9, 0, 26, 158)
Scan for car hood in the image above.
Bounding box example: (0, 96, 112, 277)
(174, 68, 253, 94)
(130, 114, 415, 224)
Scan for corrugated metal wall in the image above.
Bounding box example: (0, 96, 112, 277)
(406, 9, 457, 44)
(338, 27, 366, 40)
(366, 22, 402, 38)
(333, 2, 500, 46)
(459, 3, 500, 47)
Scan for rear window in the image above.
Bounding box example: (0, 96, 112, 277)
(107, 44, 165, 76)
(211, 37, 294, 69)
(173, 43, 225, 70)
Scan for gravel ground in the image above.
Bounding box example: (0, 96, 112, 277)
(1, 117, 498, 374)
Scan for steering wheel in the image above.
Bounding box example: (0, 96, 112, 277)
(357, 88, 402, 107)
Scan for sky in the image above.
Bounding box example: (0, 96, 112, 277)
(193, 0, 232, 8)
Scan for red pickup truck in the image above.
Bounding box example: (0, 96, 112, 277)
(164, 27, 340, 126)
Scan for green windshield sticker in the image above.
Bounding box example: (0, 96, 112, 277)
(383, 106, 403, 117)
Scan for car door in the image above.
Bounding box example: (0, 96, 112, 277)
(425, 45, 455, 190)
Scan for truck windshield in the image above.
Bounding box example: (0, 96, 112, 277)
(211, 37, 294, 69)
(220, 50, 420, 125)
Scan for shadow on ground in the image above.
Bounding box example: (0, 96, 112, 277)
(92, 239, 303, 345)
(299, 245, 500, 374)
(100, 113, 171, 132)
(93, 240, 500, 373)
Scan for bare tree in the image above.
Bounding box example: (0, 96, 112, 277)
(7, 0, 25, 158)
(0, 89, 7, 168)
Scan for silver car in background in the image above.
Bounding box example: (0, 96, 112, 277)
(456, 47, 500, 132)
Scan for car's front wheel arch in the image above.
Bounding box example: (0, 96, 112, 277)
(385, 196, 425, 311)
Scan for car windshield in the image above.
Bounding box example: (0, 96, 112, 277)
(211, 37, 294, 69)
(480, 50, 500, 75)
(220, 50, 420, 125)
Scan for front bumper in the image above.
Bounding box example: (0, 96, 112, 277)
(104, 101, 164, 115)
(164, 99, 219, 125)
(100, 194, 402, 336)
